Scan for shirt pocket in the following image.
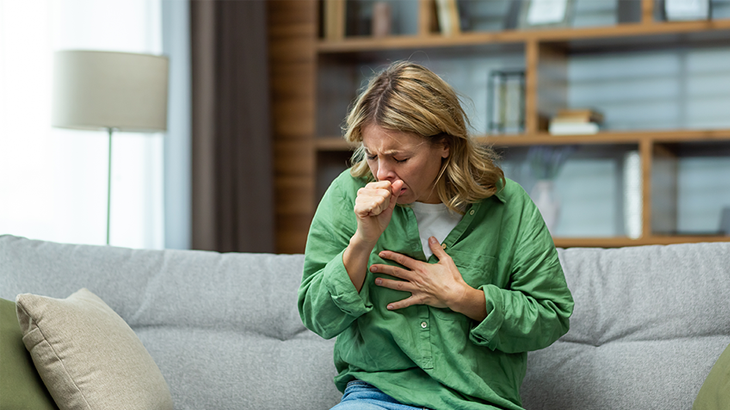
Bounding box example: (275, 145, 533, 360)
(431, 250, 498, 322)
(445, 249, 498, 290)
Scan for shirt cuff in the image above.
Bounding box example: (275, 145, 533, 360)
(468, 284, 505, 350)
(323, 249, 373, 318)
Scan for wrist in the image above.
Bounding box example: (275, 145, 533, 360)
(349, 231, 378, 252)
(449, 285, 487, 322)
(343, 234, 377, 293)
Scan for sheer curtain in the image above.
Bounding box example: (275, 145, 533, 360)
(0, 0, 165, 249)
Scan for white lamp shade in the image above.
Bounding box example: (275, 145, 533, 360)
(52, 50, 169, 132)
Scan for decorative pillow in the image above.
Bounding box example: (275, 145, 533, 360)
(0, 298, 58, 410)
(15, 289, 173, 410)
(693, 343, 730, 410)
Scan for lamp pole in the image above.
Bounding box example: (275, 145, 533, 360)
(106, 127, 114, 245)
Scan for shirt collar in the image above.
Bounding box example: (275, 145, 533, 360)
(492, 178, 507, 204)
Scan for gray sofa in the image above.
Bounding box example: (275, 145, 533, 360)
(1, 234, 728, 409)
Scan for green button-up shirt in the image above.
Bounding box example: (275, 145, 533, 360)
(298, 170, 574, 410)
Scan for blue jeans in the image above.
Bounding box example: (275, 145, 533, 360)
(331, 381, 429, 410)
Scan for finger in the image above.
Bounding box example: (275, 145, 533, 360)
(390, 180, 404, 199)
(370, 264, 411, 281)
(374, 277, 413, 292)
(386, 295, 419, 311)
(378, 250, 419, 270)
(428, 236, 450, 261)
(365, 180, 392, 190)
(386, 180, 404, 212)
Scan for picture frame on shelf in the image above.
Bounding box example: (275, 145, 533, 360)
(518, 0, 576, 29)
(664, 0, 711, 21)
(455, 0, 521, 32)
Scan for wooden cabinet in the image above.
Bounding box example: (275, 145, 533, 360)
(270, 0, 730, 253)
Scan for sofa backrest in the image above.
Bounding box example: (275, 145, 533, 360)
(3, 235, 729, 410)
(521, 242, 730, 409)
(0, 235, 341, 410)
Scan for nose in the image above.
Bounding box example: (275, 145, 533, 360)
(375, 159, 396, 182)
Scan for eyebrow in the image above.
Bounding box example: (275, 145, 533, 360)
(363, 146, 409, 156)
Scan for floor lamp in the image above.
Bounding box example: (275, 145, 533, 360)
(52, 50, 169, 245)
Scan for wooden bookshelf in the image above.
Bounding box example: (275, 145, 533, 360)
(315, 129, 730, 150)
(269, 0, 730, 253)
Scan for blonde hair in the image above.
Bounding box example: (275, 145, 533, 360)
(344, 61, 505, 214)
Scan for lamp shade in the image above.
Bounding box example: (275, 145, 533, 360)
(52, 50, 169, 132)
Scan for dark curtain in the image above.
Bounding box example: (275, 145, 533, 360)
(190, 0, 274, 253)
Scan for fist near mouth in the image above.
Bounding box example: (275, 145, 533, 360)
(354, 180, 405, 218)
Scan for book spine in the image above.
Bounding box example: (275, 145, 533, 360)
(435, 0, 461, 36)
(324, 0, 346, 41)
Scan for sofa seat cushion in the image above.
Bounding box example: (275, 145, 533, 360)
(0, 297, 58, 410)
(15, 288, 173, 410)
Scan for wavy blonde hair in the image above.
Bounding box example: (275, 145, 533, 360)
(344, 61, 504, 214)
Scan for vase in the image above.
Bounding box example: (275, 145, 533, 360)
(530, 180, 561, 233)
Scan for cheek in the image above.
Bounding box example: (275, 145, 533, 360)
(366, 160, 377, 175)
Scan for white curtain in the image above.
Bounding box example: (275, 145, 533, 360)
(0, 0, 165, 249)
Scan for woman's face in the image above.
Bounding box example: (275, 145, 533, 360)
(361, 124, 449, 204)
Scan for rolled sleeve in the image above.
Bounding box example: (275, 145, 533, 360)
(323, 249, 373, 317)
(469, 284, 505, 350)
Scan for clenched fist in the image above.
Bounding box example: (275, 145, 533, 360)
(353, 179, 404, 245)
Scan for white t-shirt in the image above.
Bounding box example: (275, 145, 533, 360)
(410, 202, 462, 260)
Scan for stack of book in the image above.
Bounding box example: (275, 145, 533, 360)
(548, 109, 604, 135)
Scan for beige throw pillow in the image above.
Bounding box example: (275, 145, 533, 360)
(15, 288, 173, 410)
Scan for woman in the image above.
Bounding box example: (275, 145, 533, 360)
(298, 61, 574, 410)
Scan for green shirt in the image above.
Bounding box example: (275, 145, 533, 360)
(298, 170, 574, 410)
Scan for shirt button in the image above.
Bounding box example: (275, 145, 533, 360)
(441, 243, 447, 250)
(469, 209, 475, 216)
(420, 321, 428, 329)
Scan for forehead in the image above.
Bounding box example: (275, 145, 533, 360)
(361, 124, 426, 153)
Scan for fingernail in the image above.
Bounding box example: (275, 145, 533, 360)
(375, 278, 382, 285)
(429, 236, 437, 244)
(387, 304, 394, 310)
(370, 265, 378, 272)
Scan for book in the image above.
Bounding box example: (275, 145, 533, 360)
(548, 122, 599, 135)
(549, 108, 603, 134)
(552, 108, 604, 124)
(435, 0, 461, 36)
(324, 0, 346, 41)
(623, 150, 642, 239)
(371, 2, 392, 37)
(665, 0, 710, 21)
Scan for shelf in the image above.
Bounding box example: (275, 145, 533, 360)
(554, 235, 730, 248)
(314, 129, 730, 150)
(271, 1, 730, 252)
(483, 129, 730, 146)
(317, 19, 730, 54)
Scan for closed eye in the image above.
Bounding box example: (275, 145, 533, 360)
(364, 151, 408, 163)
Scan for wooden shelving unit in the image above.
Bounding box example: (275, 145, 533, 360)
(269, 0, 730, 253)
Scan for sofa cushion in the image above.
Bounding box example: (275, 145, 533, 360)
(693, 342, 730, 410)
(15, 288, 173, 410)
(0, 298, 58, 410)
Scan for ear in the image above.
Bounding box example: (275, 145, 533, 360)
(440, 139, 450, 159)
